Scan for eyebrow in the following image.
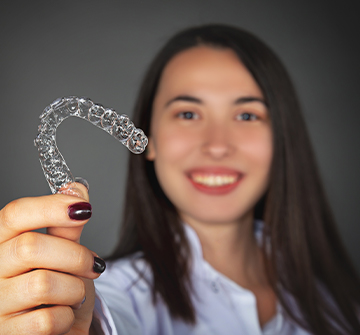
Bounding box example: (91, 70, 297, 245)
(234, 96, 268, 107)
(165, 95, 267, 107)
(165, 95, 202, 107)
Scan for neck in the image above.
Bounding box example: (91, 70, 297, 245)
(183, 211, 267, 287)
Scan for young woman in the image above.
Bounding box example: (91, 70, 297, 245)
(92, 25, 360, 334)
(0, 24, 359, 334)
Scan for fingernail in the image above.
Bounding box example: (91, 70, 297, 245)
(73, 296, 86, 310)
(68, 202, 92, 220)
(81, 296, 86, 305)
(75, 177, 90, 192)
(93, 257, 106, 274)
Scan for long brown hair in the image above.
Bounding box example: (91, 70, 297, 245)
(108, 24, 360, 334)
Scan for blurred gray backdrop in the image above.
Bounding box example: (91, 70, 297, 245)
(0, 0, 359, 273)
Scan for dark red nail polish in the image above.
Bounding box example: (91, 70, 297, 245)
(93, 257, 106, 274)
(68, 202, 92, 220)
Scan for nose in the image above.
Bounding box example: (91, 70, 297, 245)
(200, 121, 235, 159)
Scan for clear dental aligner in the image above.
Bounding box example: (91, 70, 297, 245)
(34, 96, 148, 194)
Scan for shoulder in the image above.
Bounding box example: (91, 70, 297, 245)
(94, 254, 157, 334)
(95, 255, 188, 334)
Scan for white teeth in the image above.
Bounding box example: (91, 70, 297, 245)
(192, 174, 237, 187)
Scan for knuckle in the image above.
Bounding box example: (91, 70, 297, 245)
(0, 199, 20, 230)
(13, 232, 42, 263)
(73, 245, 90, 271)
(31, 307, 74, 335)
(62, 307, 76, 331)
(31, 308, 56, 334)
(27, 270, 52, 303)
(76, 277, 86, 300)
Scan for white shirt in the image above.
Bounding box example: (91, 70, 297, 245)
(94, 222, 312, 335)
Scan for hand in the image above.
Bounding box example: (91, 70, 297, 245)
(0, 183, 104, 334)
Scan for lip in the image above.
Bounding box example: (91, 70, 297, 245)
(186, 167, 243, 195)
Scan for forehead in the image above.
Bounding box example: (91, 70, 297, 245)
(155, 46, 263, 99)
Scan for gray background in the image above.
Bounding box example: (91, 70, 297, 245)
(0, 1, 359, 273)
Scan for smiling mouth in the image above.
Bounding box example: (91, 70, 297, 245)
(187, 169, 243, 195)
(191, 174, 238, 187)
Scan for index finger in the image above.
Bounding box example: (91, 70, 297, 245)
(0, 193, 92, 244)
(47, 182, 90, 243)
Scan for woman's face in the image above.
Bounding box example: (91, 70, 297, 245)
(147, 46, 273, 226)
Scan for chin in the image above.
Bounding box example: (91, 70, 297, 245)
(180, 207, 255, 226)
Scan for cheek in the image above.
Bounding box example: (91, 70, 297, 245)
(238, 126, 273, 171)
(153, 124, 198, 163)
(152, 124, 200, 205)
(151, 129, 190, 206)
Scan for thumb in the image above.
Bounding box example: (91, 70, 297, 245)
(47, 179, 90, 244)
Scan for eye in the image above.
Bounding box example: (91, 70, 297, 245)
(177, 111, 199, 120)
(236, 112, 258, 121)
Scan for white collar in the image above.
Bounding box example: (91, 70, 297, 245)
(183, 221, 285, 333)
